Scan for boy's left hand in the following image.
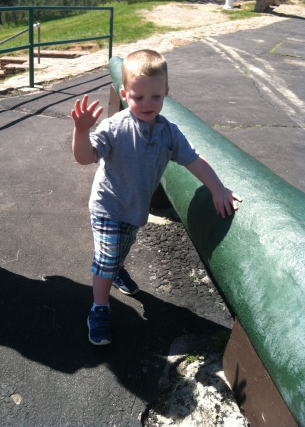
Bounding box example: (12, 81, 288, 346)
(185, 155, 242, 218)
(213, 188, 242, 218)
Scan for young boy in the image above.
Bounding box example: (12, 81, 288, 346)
(72, 49, 242, 346)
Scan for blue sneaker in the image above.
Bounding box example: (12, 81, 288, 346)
(112, 266, 139, 296)
(87, 306, 112, 345)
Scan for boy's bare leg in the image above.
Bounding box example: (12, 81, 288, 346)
(92, 274, 113, 306)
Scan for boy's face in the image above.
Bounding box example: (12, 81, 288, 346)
(120, 74, 169, 128)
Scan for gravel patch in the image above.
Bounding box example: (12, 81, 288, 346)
(134, 220, 233, 328)
(142, 333, 250, 427)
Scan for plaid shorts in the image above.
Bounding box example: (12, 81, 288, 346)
(90, 213, 139, 279)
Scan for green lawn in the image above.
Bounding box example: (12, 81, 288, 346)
(221, 2, 261, 20)
(0, 1, 262, 56)
(0, 1, 175, 54)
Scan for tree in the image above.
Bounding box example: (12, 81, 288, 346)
(0, 1, 16, 26)
(0, 0, 104, 26)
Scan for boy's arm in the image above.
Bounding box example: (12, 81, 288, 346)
(71, 94, 103, 165)
(185, 155, 242, 218)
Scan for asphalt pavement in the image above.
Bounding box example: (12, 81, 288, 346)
(0, 15, 304, 426)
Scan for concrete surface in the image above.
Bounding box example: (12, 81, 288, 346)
(0, 10, 304, 427)
(165, 18, 305, 193)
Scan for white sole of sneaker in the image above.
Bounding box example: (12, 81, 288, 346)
(88, 336, 112, 345)
(112, 282, 139, 296)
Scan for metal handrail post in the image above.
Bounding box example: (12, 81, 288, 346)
(38, 24, 40, 64)
(28, 8, 34, 87)
(109, 8, 113, 60)
(33, 23, 41, 64)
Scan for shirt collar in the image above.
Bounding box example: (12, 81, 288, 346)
(128, 109, 165, 137)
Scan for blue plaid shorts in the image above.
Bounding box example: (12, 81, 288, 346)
(90, 213, 139, 279)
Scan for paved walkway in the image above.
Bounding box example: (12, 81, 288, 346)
(1, 2, 304, 92)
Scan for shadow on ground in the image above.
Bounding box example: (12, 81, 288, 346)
(0, 267, 228, 402)
(0, 72, 111, 131)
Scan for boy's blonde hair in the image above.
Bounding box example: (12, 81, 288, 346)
(122, 49, 168, 90)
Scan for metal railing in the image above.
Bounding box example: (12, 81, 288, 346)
(0, 23, 41, 63)
(0, 6, 113, 87)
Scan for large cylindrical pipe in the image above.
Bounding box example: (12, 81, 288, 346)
(108, 56, 305, 426)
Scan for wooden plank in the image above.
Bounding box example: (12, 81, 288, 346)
(223, 319, 298, 427)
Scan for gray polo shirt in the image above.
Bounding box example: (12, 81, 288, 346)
(89, 108, 198, 227)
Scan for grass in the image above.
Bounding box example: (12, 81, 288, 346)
(221, 2, 261, 20)
(193, 274, 200, 283)
(2, 71, 27, 82)
(0, 1, 175, 55)
(185, 353, 200, 364)
(270, 40, 284, 54)
(0, 0, 264, 57)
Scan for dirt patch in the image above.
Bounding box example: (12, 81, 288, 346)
(137, 0, 305, 29)
(137, 3, 230, 29)
(273, 0, 305, 15)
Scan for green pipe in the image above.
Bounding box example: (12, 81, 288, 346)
(0, 45, 30, 55)
(109, 56, 305, 426)
(0, 6, 113, 12)
(109, 8, 113, 60)
(28, 8, 34, 88)
(31, 36, 110, 48)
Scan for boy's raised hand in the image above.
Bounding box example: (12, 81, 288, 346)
(71, 94, 103, 132)
(213, 187, 242, 219)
